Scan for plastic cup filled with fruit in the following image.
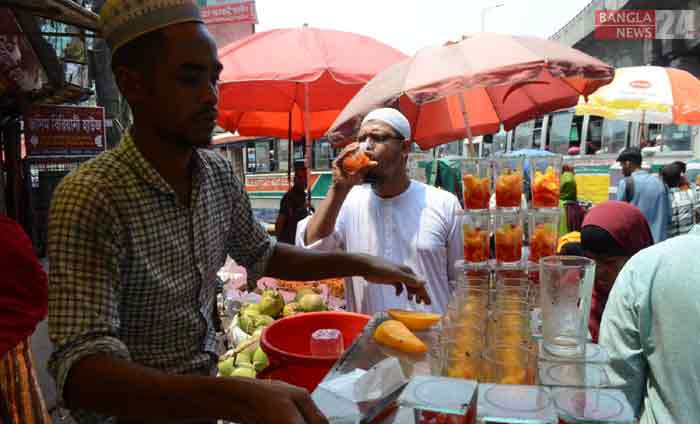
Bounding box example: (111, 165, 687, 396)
(494, 157, 524, 209)
(529, 209, 560, 263)
(493, 210, 524, 265)
(461, 158, 492, 210)
(530, 155, 563, 208)
(462, 210, 490, 264)
(481, 345, 534, 385)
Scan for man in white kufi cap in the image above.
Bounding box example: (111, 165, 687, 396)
(298, 108, 464, 315)
(47, 3, 427, 423)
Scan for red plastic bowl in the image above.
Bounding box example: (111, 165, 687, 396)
(259, 311, 370, 391)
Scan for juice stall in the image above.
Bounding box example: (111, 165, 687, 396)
(216, 154, 638, 424)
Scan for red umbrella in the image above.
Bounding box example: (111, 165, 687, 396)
(217, 25, 407, 171)
(326, 33, 614, 152)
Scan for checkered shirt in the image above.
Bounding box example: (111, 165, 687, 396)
(47, 133, 275, 423)
(668, 187, 699, 238)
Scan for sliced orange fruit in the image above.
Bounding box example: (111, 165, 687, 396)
(373, 319, 428, 354)
(387, 309, 442, 331)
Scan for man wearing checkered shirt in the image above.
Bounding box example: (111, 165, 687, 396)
(662, 162, 699, 237)
(46, 2, 428, 423)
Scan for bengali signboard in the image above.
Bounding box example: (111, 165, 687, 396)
(200, 0, 257, 25)
(24, 105, 106, 156)
(245, 173, 319, 193)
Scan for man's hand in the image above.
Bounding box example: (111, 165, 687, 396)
(237, 378, 328, 424)
(331, 142, 377, 191)
(359, 254, 431, 305)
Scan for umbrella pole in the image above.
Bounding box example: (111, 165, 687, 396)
(458, 93, 476, 158)
(287, 110, 293, 187)
(304, 82, 312, 188)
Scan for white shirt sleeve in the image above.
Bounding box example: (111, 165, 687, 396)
(446, 198, 464, 283)
(599, 262, 649, 416)
(295, 208, 347, 252)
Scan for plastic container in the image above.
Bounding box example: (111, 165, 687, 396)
(342, 143, 371, 174)
(259, 311, 371, 391)
(530, 156, 563, 209)
(461, 158, 492, 210)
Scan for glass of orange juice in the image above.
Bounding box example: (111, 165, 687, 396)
(494, 157, 524, 209)
(493, 210, 524, 265)
(529, 209, 560, 263)
(462, 210, 491, 265)
(530, 156, 563, 209)
(461, 158, 492, 210)
(481, 345, 534, 385)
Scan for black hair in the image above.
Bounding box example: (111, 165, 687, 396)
(672, 160, 687, 174)
(581, 225, 627, 256)
(661, 163, 682, 188)
(559, 241, 584, 256)
(616, 148, 642, 167)
(111, 29, 166, 73)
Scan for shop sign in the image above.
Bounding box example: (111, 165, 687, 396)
(245, 173, 319, 193)
(200, 0, 257, 25)
(24, 105, 106, 156)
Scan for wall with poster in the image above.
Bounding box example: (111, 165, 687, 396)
(199, 0, 257, 47)
(573, 164, 611, 205)
(24, 105, 105, 156)
(0, 8, 47, 105)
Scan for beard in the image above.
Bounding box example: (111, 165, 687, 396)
(363, 169, 382, 185)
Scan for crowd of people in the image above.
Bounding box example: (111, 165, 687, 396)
(555, 148, 700, 423)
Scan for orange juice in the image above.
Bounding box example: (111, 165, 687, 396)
(463, 174, 491, 210)
(495, 172, 523, 208)
(532, 166, 560, 208)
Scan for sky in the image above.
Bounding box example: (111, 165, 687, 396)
(254, 0, 593, 55)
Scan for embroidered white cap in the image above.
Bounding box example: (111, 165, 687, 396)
(100, 0, 203, 55)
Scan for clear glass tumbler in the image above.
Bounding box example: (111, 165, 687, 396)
(461, 158, 492, 210)
(494, 157, 524, 209)
(493, 209, 524, 265)
(530, 155, 563, 209)
(540, 256, 596, 358)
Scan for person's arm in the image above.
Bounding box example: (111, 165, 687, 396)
(48, 177, 326, 424)
(275, 193, 289, 238)
(598, 263, 648, 416)
(446, 199, 465, 283)
(265, 243, 430, 304)
(63, 354, 326, 424)
(304, 143, 376, 245)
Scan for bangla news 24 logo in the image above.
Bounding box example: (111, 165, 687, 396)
(594, 9, 700, 40)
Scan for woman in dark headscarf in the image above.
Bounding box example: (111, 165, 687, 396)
(581, 201, 653, 342)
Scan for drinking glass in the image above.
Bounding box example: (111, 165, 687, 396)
(530, 155, 563, 209)
(540, 256, 596, 358)
(462, 210, 491, 264)
(493, 209, 524, 265)
(552, 388, 636, 424)
(529, 209, 560, 263)
(494, 157, 524, 209)
(481, 345, 534, 385)
(461, 158, 492, 210)
(444, 327, 485, 381)
(487, 311, 531, 348)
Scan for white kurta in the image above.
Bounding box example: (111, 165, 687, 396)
(296, 181, 463, 315)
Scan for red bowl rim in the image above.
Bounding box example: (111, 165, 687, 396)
(260, 311, 371, 364)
